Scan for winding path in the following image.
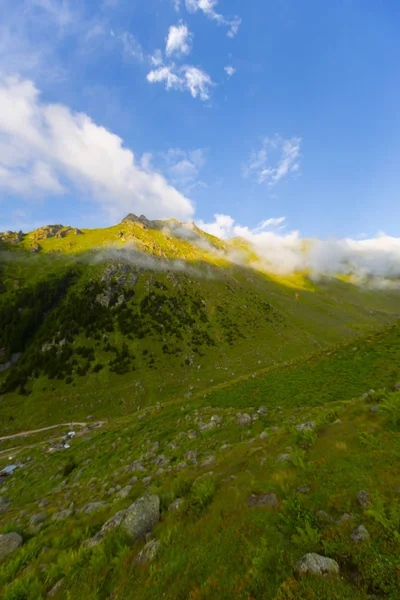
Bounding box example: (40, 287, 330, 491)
(0, 422, 105, 442)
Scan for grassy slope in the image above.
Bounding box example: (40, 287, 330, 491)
(1, 221, 400, 435)
(1, 321, 400, 598)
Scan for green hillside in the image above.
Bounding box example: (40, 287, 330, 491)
(1, 216, 400, 434)
(1, 216, 400, 599)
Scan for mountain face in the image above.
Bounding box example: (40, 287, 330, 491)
(1, 216, 400, 428)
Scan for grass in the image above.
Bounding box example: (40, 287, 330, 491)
(0, 320, 400, 598)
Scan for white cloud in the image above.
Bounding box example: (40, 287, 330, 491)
(244, 135, 302, 186)
(162, 148, 207, 193)
(172, 0, 181, 11)
(166, 22, 193, 57)
(0, 74, 194, 222)
(196, 214, 400, 284)
(147, 64, 213, 101)
(184, 0, 241, 37)
(224, 65, 236, 77)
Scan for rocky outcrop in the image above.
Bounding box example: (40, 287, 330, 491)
(296, 553, 339, 576)
(82, 494, 160, 549)
(0, 532, 22, 558)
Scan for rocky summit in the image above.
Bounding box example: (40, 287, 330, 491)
(0, 217, 400, 599)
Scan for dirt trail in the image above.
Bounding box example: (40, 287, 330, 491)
(0, 422, 104, 442)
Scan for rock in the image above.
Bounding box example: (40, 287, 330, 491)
(184, 450, 197, 463)
(51, 508, 73, 521)
(337, 513, 353, 524)
(142, 476, 152, 486)
(175, 461, 187, 471)
(115, 485, 132, 500)
(80, 502, 106, 515)
(394, 383, 400, 391)
(297, 486, 311, 494)
(135, 539, 160, 565)
(317, 510, 334, 523)
(237, 413, 252, 427)
(247, 493, 279, 509)
(30, 513, 47, 527)
(296, 422, 315, 431)
(220, 444, 231, 451)
(47, 578, 65, 597)
(82, 495, 160, 549)
(155, 468, 165, 476)
(199, 421, 217, 432)
(296, 553, 339, 576)
(129, 461, 146, 473)
(128, 476, 138, 485)
(257, 406, 268, 415)
(187, 431, 199, 440)
(201, 456, 215, 468)
(370, 406, 380, 412)
(0, 532, 22, 558)
(276, 454, 291, 463)
(0, 497, 11, 505)
(351, 525, 370, 543)
(259, 432, 268, 440)
(357, 490, 370, 509)
(152, 455, 170, 468)
(168, 498, 184, 512)
(210, 415, 222, 424)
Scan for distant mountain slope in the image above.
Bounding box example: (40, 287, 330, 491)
(0, 215, 400, 432)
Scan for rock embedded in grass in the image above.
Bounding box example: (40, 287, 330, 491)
(357, 490, 370, 509)
(317, 510, 334, 523)
(276, 454, 291, 463)
(247, 493, 279, 509)
(236, 413, 252, 427)
(135, 539, 160, 565)
(82, 494, 160, 549)
(168, 498, 184, 512)
(296, 422, 315, 431)
(0, 532, 22, 558)
(351, 524, 370, 543)
(296, 553, 339, 576)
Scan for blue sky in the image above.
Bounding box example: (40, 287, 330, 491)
(0, 0, 400, 242)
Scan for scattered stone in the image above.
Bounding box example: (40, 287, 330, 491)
(259, 432, 269, 440)
(237, 413, 252, 427)
(257, 406, 268, 415)
(155, 468, 165, 476)
(351, 525, 370, 543)
(128, 476, 138, 485)
(199, 421, 217, 432)
(184, 450, 197, 464)
(271, 427, 280, 432)
(187, 431, 199, 440)
(142, 476, 152, 486)
(115, 485, 132, 500)
(168, 498, 184, 512)
(30, 513, 47, 527)
(82, 495, 160, 549)
(135, 539, 160, 565)
(220, 444, 231, 451)
(296, 553, 339, 576)
(210, 415, 222, 424)
(176, 461, 188, 472)
(52, 508, 73, 521)
(370, 406, 380, 412)
(297, 486, 311, 494)
(152, 455, 170, 468)
(276, 454, 291, 463)
(337, 513, 353, 524)
(0, 497, 10, 505)
(317, 510, 334, 523)
(129, 461, 146, 473)
(201, 456, 215, 468)
(80, 502, 106, 515)
(357, 490, 370, 509)
(247, 493, 279, 509)
(296, 422, 315, 431)
(47, 578, 65, 597)
(0, 532, 22, 558)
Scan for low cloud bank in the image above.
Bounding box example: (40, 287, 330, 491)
(197, 214, 400, 286)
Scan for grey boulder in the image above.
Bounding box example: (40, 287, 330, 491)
(296, 553, 339, 576)
(0, 532, 22, 558)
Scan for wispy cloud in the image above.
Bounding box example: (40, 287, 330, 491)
(224, 65, 236, 77)
(166, 21, 193, 57)
(0, 74, 194, 222)
(119, 31, 145, 61)
(244, 135, 302, 186)
(162, 148, 207, 193)
(185, 0, 241, 37)
(147, 64, 213, 101)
